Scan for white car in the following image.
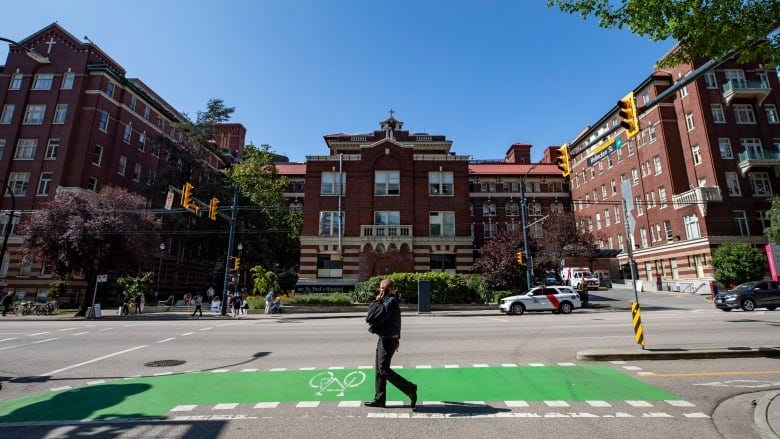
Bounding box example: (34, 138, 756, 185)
(499, 286, 582, 315)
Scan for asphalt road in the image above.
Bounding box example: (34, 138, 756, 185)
(0, 286, 778, 438)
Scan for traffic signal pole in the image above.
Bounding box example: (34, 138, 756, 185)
(520, 164, 537, 290)
(220, 186, 238, 315)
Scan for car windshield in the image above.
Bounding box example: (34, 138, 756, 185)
(730, 282, 757, 292)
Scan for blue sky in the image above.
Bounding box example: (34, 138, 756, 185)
(1, 0, 673, 163)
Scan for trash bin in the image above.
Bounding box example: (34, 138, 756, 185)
(418, 280, 431, 313)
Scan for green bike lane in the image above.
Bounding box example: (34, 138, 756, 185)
(0, 365, 681, 423)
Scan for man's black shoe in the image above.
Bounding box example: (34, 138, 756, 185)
(363, 400, 385, 408)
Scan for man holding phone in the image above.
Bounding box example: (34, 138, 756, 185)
(364, 278, 417, 410)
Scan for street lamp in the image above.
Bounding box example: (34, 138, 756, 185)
(236, 243, 243, 290)
(156, 243, 165, 300)
(520, 163, 538, 289)
(0, 37, 50, 64)
(0, 182, 16, 273)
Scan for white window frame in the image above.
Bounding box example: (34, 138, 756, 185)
(7, 172, 30, 196)
(9, 73, 23, 90)
(658, 186, 668, 208)
(61, 72, 75, 89)
(653, 156, 662, 174)
(14, 139, 37, 160)
(130, 96, 137, 110)
(711, 104, 726, 123)
(430, 211, 455, 237)
(734, 210, 749, 236)
(45, 139, 59, 159)
(23, 104, 46, 124)
(321, 171, 346, 195)
(691, 145, 702, 165)
(36, 172, 52, 196)
(685, 112, 695, 131)
(133, 163, 141, 182)
(139, 132, 146, 151)
(703, 72, 717, 89)
(766, 105, 779, 124)
(53, 103, 67, 124)
(429, 171, 453, 195)
(106, 81, 115, 98)
(718, 138, 733, 159)
(98, 111, 109, 132)
(0, 104, 14, 124)
(374, 170, 399, 196)
(92, 145, 103, 166)
(318, 211, 343, 237)
(748, 172, 773, 197)
(684, 214, 701, 239)
(123, 123, 132, 143)
(32, 73, 53, 90)
(118, 156, 127, 176)
(87, 177, 98, 192)
(734, 104, 757, 124)
(726, 172, 741, 196)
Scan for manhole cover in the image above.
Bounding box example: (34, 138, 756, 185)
(144, 360, 186, 367)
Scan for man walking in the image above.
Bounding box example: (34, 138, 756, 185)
(2, 291, 13, 316)
(364, 279, 417, 409)
(191, 295, 203, 317)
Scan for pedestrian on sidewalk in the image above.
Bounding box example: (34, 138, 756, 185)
(191, 295, 203, 317)
(364, 278, 417, 410)
(2, 290, 13, 316)
(134, 293, 143, 314)
(265, 290, 273, 314)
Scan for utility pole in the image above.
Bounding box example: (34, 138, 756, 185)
(221, 187, 238, 315)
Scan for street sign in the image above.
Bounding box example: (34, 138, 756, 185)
(615, 137, 622, 149)
(164, 191, 174, 210)
(97, 274, 108, 283)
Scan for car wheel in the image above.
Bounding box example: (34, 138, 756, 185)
(510, 303, 525, 315)
(742, 299, 756, 312)
(767, 306, 777, 311)
(559, 302, 573, 314)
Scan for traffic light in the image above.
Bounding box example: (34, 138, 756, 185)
(209, 197, 220, 221)
(233, 257, 240, 271)
(617, 92, 639, 138)
(553, 143, 571, 177)
(181, 182, 194, 209)
(516, 250, 526, 266)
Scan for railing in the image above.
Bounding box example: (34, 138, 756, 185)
(360, 225, 413, 238)
(737, 150, 780, 163)
(672, 186, 722, 215)
(722, 79, 771, 105)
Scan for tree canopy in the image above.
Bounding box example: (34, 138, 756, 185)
(766, 196, 780, 245)
(711, 243, 768, 287)
(548, 0, 780, 67)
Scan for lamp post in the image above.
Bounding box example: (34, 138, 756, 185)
(156, 243, 165, 300)
(520, 163, 538, 290)
(236, 243, 243, 290)
(0, 182, 16, 273)
(0, 37, 51, 64)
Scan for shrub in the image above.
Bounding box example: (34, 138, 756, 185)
(353, 273, 487, 304)
(286, 293, 353, 306)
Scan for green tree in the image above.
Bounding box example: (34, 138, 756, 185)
(547, 0, 780, 67)
(765, 196, 780, 244)
(250, 265, 280, 295)
(47, 279, 68, 302)
(116, 272, 155, 303)
(21, 187, 161, 316)
(712, 243, 768, 287)
(472, 229, 527, 292)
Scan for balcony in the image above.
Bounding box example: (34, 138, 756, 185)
(737, 149, 780, 176)
(673, 186, 722, 215)
(360, 225, 414, 249)
(722, 79, 771, 106)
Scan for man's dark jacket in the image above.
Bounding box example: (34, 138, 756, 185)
(365, 296, 401, 339)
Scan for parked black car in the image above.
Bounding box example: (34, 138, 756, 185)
(714, 280, 780, 312)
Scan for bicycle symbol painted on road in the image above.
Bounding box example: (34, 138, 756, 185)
(308, 371, 366, 397)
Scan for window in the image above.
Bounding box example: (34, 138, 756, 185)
(44, 139, 59, 160)
(430, 211, 455, 236)
(133, 163, 141, 182)
(601, 184, 607, 199)
(635, 196, 643, 216)
(483, 222, 497, 238)
(627, 139, 634, 156)
(23, 104, 45, 124)
(52, 104, 67, 124)
(685, 112, 695, 131)
(430, 254, 456, 272)
(123, 123, 132, 143)
(611, 179, 617, 195)
(321, 171, 346, 195)
(106, 82, 115, 98)
(374, 170, 399, 195)
(7, 172, 30, 196)
(653, 156, 662, 174)
(429, 171, 453, 195)
(726, 172, 741, 196)
(658, 186, 667, 208)
(684, 214, 701, 239)
(318, 211, 342, 236)
(14, 139, 37, 159)
(741, 138, 763, 156)
(704, 72, 717, 89)
(32, 73, 53, 90)
(631, 168, 638, 185)
(143, 106, 150, 120)
(36, 172, 52, 196)
(734, 211, 749, 236)
(506, 202, 519, 216)
(61, 72, 75, 89)
(679, 83, 688, 98)
(98, 111, 109, 132)
(614, 205, 621, 224)
(374, 211, 400, 226)
(640, 227, 648, 248)
(604, 209, 611, 227)
(9, 73, 23, 90)
(0, 139, 4, 159)
(87, 177, 98, 192)
(118, 156, 127, 176)
(734, 104, 756, 124)
(0, 105, 14, 124)
(766, 105, 779, 124)
(92, 145, 103, 166)
(691, 145, 702, 165)
(139, 132, 146, 151)
(711, 104, 726, 123)
(758, 211, 771, 232)
(596, 213, 602, 230)
(718, 138, 733, 159)
(130, 96, 137, 110)
(664, 221, 673, 242)
(748, 172, 773, 196)
(482, 201, 496, 216)
(648, 124, 657, 142)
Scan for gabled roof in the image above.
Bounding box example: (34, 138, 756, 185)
(275, 163, 306, 176)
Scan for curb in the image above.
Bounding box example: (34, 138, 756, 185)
(577, 347, 780, 361)
(755, 390, 780, 439)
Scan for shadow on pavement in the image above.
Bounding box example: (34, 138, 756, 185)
(0, 420, 229, 439)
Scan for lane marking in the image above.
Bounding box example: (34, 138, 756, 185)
(73, 332, 88, 336)
(0, 337, 18, 342)
(43, 345, 148, 376)
(649, 370, 780, 378)
(28, 332, 50, 337)
(157, 338, 175, 343)
(33, 338, 59, 344)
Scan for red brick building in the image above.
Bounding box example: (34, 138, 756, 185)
(0, 23, 244, 303)
(277, 114, 571, 292)
(567, 54, 779, 291)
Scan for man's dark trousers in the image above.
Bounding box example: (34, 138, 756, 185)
(374, 337, 415, 402)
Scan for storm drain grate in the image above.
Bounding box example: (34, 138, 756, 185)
(144, 360, 186, 367)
